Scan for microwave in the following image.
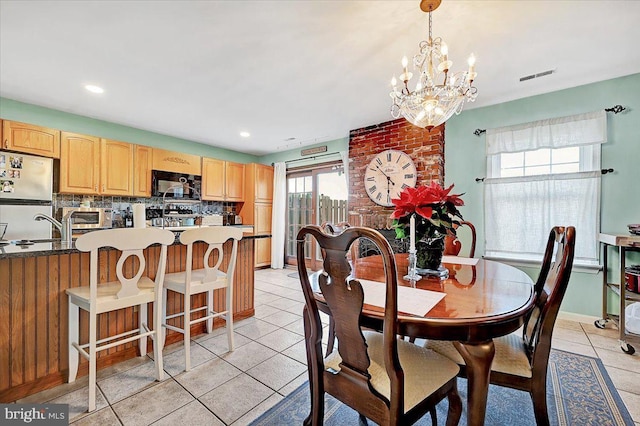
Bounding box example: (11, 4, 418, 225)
(62, 207, 113, 230)
(152, 170, 201, 198)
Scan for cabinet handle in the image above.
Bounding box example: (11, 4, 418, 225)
(4, 139, 7, 148)
(95, 185, 98, 192)
(102, 184, 105, 192)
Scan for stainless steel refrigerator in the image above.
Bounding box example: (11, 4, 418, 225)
(0, 150, 53, 241)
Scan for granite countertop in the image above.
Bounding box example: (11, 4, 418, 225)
(0, 225, 271, 259)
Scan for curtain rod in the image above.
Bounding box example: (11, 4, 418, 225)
(472, 105, 627, 136)
(271, 151, 342, 166)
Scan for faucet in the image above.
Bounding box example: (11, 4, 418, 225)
(33, 212, 74, 244)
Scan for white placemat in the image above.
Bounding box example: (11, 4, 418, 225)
(358, 279, 445, 317)
(442, 255, 479, 266)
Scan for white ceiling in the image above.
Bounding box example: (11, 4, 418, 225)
(1, 1, 639, 156)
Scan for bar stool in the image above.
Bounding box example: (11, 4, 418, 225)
(66, 228, 174, 412)
(161, 226, 243, 371)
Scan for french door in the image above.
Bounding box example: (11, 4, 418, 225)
(285, 164, 347, 270)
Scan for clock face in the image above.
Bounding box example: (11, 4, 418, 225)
(364, 149, 417, 207)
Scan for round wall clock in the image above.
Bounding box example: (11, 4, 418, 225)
(363, 149, 417, 207)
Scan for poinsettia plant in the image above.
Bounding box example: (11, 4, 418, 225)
(390, 181, 465, 241)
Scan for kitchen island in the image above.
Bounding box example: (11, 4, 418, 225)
(0, 228, 266, 402)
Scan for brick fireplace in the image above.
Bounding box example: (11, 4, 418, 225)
(346, 118, 445, 254)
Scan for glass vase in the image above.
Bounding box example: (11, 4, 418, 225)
(415, 236, 445, 271)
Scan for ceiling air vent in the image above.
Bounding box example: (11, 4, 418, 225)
(519, 69, 555, 82)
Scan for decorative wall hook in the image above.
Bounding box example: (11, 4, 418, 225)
(604, 105, 626, 114)
(474, 129, 486, 136)
(601, 168, 614, 174)
(475, 177, 485, 182)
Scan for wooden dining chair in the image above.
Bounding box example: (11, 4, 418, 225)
(319, 221, 350, 357)
(298, 225, 462, 426)
(443, 220, 476, 257)
(160, 226, 243, 371)
(427, 226, 575, 426)
(67, 228, 175, 412)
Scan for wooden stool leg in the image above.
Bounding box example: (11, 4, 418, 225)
(226, 287, 234, 351)
(139, 303, 147, 356)
(88, 310, 97, 412)
(68, 299, 79, 383)
(184, 293, 191, 371)
(154, 291, 165, 382)
(160, 288, 168, 349)
(207, 290, 214, 334)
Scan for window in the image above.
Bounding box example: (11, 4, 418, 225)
(484, 111, 606, 266)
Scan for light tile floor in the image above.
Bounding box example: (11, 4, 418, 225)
(14, 268, 640, 425)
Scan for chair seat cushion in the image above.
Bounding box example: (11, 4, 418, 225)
(163, 269, 227, 294)
(425, 331, 532, 378)
(324, 331, 459, 413)
(66, 277, 156, 313)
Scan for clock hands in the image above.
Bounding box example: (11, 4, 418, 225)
(375, 165, 396, 187)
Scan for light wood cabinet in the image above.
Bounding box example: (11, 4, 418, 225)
(241, 163, 274, 268)
(152, 148, 201, 175)
(201, 158, 225, 200)
(59, 132, 100, 194)
(100, 139, 133, 196)
(245, 163, 274, 203)
(133, 145, 153, 197)
(2, 120, 60, 158)
(225, 161, 245, 201)
(255, 238, 272, 268)
(254, 203, 272, 235)
(201, 158, 245, 201)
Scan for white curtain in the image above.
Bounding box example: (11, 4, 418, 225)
(486, 111, 607, 154)
(484, 111, 607, 265)
(271, 162, 287, 269)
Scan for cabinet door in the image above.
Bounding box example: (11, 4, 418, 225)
(201, 157, 225, 201)
(254, 203, 272, 235)
(225, 162, 245, 201)
(133, 145, 153, 197)
(3, 120, 61, 158)
(100, 139, 133, 195)
(255, 164, 274, 203)
(59, 132, 100, 194)
(255, 237, 272, 268)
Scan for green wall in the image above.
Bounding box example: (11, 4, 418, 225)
(444, 72, 640, 317)
(0, 97, 258, 163)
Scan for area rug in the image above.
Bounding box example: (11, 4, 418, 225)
(251, 349, 634, 425)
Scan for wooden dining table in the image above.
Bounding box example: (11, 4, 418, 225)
(308, 254, 536, 426)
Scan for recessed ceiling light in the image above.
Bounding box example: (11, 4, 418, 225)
(84, 85, 104, 94)
(240, 131, 250, 138)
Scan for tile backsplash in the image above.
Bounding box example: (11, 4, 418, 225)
(53, 193, 235, 220)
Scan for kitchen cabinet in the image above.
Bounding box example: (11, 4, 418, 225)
(59, 132, 101, 194)
(2, 120, 60, 159)
(152, 148, 201, 175)
(60, 134, 137, 196)
(255, 238, 272, 268)
(245, 163, 274, 203)
(201, 158, 245, 201)
(240, 163, 274, 267)
(100, 139, 134, 196)
(133, 145, 153, 197)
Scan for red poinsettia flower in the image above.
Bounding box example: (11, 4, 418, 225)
(390, 181, 465, 240)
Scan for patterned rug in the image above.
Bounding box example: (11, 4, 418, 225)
(251, 349, 634, 425)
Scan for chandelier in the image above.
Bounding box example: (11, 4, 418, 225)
(390, 0, 478, 130)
